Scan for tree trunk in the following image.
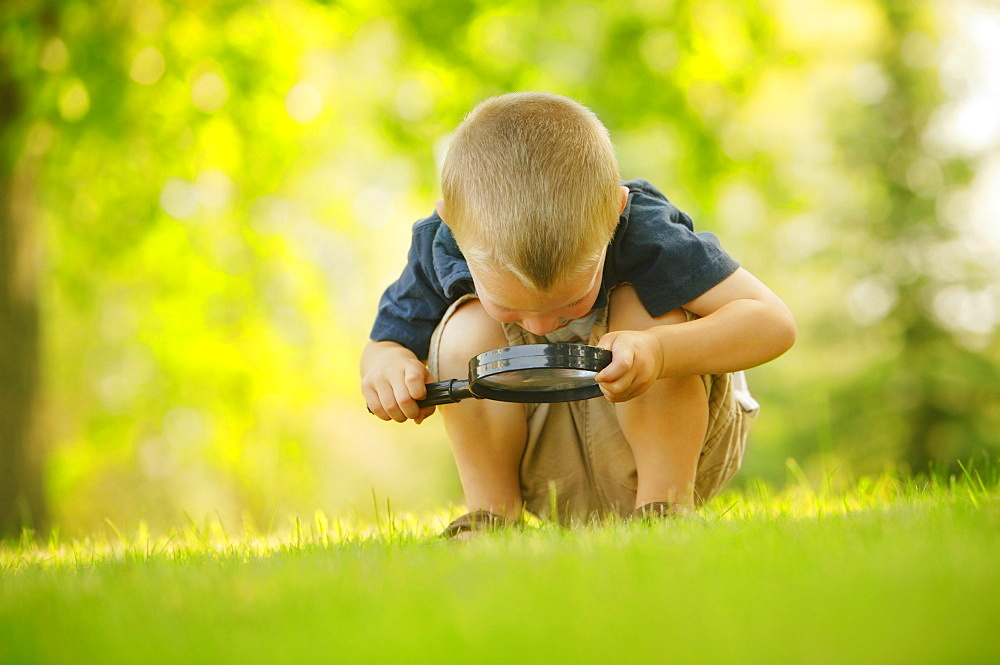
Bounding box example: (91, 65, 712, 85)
(0, 61, 47, 539)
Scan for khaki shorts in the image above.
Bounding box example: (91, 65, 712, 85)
(428, 293, 753, 523)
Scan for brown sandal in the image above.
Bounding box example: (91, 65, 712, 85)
(440, 510, 509, 538)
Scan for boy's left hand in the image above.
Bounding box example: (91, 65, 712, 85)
(594, 330, 664, 402)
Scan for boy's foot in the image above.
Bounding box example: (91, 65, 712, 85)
(631, 501, 698, 522)
(440, 510, 509, 540)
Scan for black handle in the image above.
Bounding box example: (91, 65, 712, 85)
(416, 379, 478, 407)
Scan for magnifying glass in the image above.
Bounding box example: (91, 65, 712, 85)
(417, 343, 612, 406)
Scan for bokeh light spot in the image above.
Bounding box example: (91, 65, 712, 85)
(848, 63, 890, 105)
(639, 29, 679, 72)
(847, 276, 898, 326)
(394, 80, 433, 122)
(59, 80, 90, 122)
(285, 83, 324, 123)
(162, 407, 213, 452)
(931, 285, 997, 339)
(195, 169, 235, 210)
(40, 37, 69, 72)
(130, 46, 166, 85)
(160, 177, 198, 219)
(191, 71, 228, 112)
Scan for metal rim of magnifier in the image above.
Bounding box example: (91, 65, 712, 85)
(467, 343, 612, 403)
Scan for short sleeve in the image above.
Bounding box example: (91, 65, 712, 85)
(369, 219, 452, 360)
(608, 180, 740, 317)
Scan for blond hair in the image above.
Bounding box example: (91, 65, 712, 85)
(441, 92, 621, 291)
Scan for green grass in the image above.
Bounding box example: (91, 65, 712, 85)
(2, 465, 999, 665)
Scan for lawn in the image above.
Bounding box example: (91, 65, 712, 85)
(2, 466, 998, 665)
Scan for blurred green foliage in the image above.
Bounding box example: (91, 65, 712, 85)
(1, 0, 998, 536)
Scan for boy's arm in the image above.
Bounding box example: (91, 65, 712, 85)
(596, 268, 795, 402)
(360, 339, 436, 424)
(363, 215, 454, 422)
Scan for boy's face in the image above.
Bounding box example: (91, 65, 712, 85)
(470, 249, 605, 336)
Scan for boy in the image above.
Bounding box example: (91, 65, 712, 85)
(361, 92, 795, 537)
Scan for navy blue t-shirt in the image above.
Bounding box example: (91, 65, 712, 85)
(370, 179, 739, 360)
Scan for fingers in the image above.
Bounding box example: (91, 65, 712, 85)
(363, 363, 436, 424)
(404, 366, 437, 424)
(595, 331, 654, 402)
(600, 380, 647, 403)
(596, 338, 632, 384)
(376, 382, 408, 422)
(403, 365, 429, 401)
(414, 405, 436, 425)
(362, 383, 389, 419)
(599, 376, 642, 402)
(595, 330, 620, 355)
(389, 365, 430, 422)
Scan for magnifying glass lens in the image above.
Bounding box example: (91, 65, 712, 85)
(476, 368, 599, 392)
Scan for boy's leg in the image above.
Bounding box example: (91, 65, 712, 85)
(607, 285, 708, 509)
(434, 298, 527, 520)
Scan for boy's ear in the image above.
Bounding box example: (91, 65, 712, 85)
(435, 199, 447, 221)
(618, 186, 629, 214)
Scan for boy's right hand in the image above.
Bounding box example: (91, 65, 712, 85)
(360, 341, 437, 424)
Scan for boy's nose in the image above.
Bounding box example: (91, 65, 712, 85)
(520, 315, 561, 336)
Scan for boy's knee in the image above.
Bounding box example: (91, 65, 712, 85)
(437, 298, 507, 375)
(608, 284, 686, 331)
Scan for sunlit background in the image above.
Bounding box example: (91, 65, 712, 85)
(1, 0, 998, 538)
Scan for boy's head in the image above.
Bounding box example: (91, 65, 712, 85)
(439, 92, 625, 304)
